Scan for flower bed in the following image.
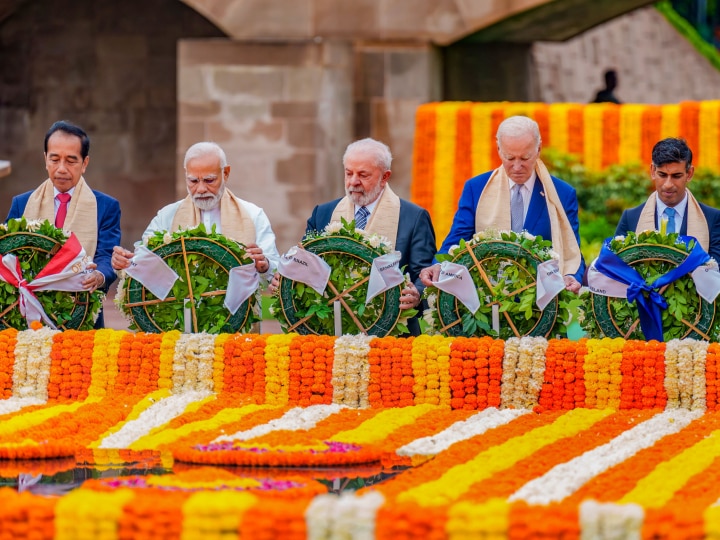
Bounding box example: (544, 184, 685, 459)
(1, 329, 720, 538)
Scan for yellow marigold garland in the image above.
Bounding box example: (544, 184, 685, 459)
(264, 334, 294, 405)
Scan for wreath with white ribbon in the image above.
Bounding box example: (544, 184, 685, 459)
(270, 218, 414, 337)
(116, 225, 261, 334)
(423, 230, 579, 339)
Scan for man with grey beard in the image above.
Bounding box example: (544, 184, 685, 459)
(111, 141, 279, 276)
(270, 138, 436, 335)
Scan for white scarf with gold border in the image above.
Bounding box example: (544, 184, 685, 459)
(473, 159, 582, 276)
(23, 177, 98, 258)
(330, 185, 401, 248)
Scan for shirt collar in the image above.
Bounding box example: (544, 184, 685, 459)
(508, 171, 536, 194)
(355, 188, 385, 215)
(54, 186, 76, 198)
(656, 192, 688, 220)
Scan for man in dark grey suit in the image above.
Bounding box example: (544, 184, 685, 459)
(273, 138, 437, 335)
(615, 137, 720, 261)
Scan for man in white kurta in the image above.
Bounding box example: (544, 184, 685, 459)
(112, 142, 279, 276)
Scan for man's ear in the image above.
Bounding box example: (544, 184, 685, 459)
(381, 170, 391, 185)
(223, 165, 231, 181)
(687, 165, 695, 181)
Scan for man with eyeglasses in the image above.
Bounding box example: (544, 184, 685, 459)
(111, 141, 279, 276)
(419, 115, 585, 292)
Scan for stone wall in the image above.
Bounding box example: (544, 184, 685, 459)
(532, 5, 720, 104)
(0, 0, 224, 245)
(177, 39, 440, 253)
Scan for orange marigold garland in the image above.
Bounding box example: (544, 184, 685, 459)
(538, 339, 582, 411)
(707, 343, 720, 411)
(47, 330, 95, 401)
(0, 328, 17, 398)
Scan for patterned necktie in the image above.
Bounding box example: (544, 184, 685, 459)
(355, 206, 370, 230)
(55, 193, 71, 228)
(664, 207, 676, 234)
(510, 184, 524, 232)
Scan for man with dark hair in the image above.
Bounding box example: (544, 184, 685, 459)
(6, 120, 122, 327)
(592, 69, 622, 104)
(615, 137, 720, 261)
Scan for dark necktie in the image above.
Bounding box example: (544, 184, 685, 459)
(355, 206, 369, 230)
(55, 193, 71, 228)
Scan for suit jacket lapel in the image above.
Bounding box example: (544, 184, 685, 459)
(524, 180, 545, 232)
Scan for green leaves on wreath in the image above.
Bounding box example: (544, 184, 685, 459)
(117, 224, 260, 334)
(0, 217, 103, 330)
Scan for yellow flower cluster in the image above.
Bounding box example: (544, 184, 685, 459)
(264, 334, 294, 405)
(584, 338, 624, 408)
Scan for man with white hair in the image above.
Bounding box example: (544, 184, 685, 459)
(420, 115, 585, 291)
(271, 137, 436, 335)
(112, 141, 279, 275)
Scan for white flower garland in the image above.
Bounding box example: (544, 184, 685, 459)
(509, 409, 703, 505)
(579, 500, 644, 540)
(212, 404, 344, 444)
(332, 334, 373, 408)
(306, 491, 385, 540)
(12, 327, 58, 400)
(98, 390, 212, 449)
(665, 339, 708, 410)
(172, 333, 216, 393)
(397, 407, 530, 457)
(501, 337, 548, 409)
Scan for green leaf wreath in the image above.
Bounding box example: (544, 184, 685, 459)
(115, 224, 261, 334)
(423, 229, 581, 339)
(0, 218, 104, 330)
(269, 218, 416, 336)
(580, 230, 718, 341)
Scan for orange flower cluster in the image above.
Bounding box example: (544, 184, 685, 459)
(620, 340, 667, 409)
(222, 334, 267, 399)
(449, 336, 503, 410)
(117, 332, 161, 394)
(0, 490, 56, 540)
(367, 337, 415, 408)
(0, 329, 17, 398)
(707, 343, 720, 411)
(537, 339, 585, 411)
(288, 335, 334, 406)
(48, 330, 94, 400)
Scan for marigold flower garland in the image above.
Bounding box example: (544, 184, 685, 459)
(583, 338, 625, 409)
(0, 328, 17, 399)
(501, 337, 548, 409)
(262, 334, 293, 405)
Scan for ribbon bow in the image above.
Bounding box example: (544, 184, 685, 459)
(594, 235, 710, 341)
(0, 234, 88, 328)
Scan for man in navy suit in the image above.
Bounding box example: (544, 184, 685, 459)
(420, 115, 585, 291)
(6, 120, 121, 328)
(615, 137, 720, 261)
(272, 138, 436, 335)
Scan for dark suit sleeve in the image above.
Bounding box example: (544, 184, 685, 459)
(6, 197, 23, 222)
(438, 180, 480, 254)
(407, 208, 437, 295)
(615, 210, 631, 237)
(306, 206, 321, 235)
(559, 185, 586, 282)
(95, 196, 121, 291)
(706, 208, 720, 263)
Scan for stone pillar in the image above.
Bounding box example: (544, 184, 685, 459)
(178, 39, 354, 253)
(353, 43, 442, 198)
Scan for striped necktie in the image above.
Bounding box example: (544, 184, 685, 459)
(355, 206, 370, 230)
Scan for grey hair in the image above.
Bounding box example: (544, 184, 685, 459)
(496, 116, 542, 147)
(343, 138, 392, 171)
(183, 141, 228, 169)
